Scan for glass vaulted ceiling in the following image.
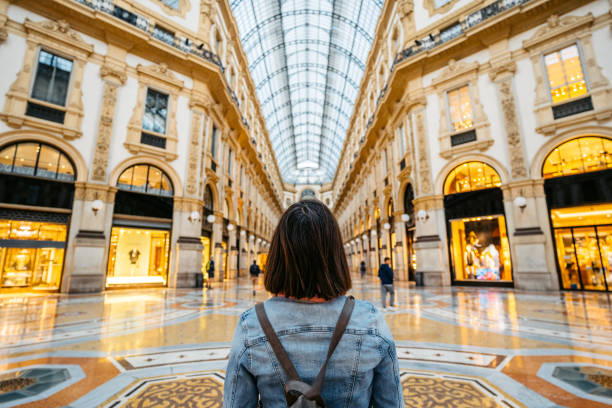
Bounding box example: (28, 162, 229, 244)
(230, 0, 384, 185)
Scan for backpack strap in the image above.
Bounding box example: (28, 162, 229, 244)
(255, 302, 301, 381)
(255, 296, 356, 399)
(305, 296, 355, 398)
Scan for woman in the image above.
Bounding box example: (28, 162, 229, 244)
(224, 200, 403, 407)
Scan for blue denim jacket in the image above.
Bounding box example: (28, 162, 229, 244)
(223, 296, 404, 407)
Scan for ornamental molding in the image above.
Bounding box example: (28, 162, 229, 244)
(523, 14, 594, 51)
(423, 0, 461, 18)
(24, 19, 93, 55)
(431, 59, 479, 89)
(136, 63, 184, 91)
(91, 81, 121, 181)
(100, 65, 127, 86)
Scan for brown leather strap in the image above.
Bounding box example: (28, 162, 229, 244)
(255, 296, 355, 398)
(306, 296, 355, 397)
(256, 302, 301, 381)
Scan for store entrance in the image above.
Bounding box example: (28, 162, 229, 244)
(106, 226, 170, 287)
(551, 203, 612, 291)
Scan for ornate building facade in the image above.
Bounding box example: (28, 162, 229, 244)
(335, 0, 612, 292)
(0, 0, 283, 293)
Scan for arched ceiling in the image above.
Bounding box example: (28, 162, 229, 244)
(229, 0, 384, 185)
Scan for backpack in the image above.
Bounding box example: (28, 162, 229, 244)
(255, 296, 355, 407)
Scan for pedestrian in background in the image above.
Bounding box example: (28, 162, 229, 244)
(206, 258, 215, 289)
(378, 257, 395, 309)
(360, 260, 367, 279)
(249, 259, 261, 296)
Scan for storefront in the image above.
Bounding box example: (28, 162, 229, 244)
(444, 162, 513, 286)
(543, 136, 612, 292)
(106, 164, 173, 288)
(0, 142, 75, 291)
(201, 185, 214, 281)
(403, 184, 416, 281)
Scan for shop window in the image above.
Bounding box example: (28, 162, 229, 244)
(544, 44, 588, 104)
(542, 136, 612, 179)
(444, 161, 501, 195)
(106, 227, 170, 286)
(0, 142, 75, 181)
(448, 215, 512, 281)
(0, 219, 66, 290)
(117, 164, 173, 197)
(446, 85, 473, 132)
(27, 50, 73, 124)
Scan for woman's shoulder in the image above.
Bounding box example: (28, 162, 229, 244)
(236, 297, 392, 342)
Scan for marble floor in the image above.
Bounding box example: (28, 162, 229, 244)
(0, 276, 611, 407)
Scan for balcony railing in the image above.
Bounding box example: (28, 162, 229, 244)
(71, 0, 250, 128)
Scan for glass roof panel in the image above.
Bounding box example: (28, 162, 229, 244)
(230, 0, 383, 184)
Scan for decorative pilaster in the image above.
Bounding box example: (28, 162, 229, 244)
(0, 0, 8, 43)
(491, 63, 528, 180)
(186, 107, 203, 196)
(91, 66, 126, 181)
(413, 108, 433, 195)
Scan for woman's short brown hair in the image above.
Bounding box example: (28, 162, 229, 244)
(264, 199, 351, 300)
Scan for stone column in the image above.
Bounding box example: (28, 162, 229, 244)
(212, 212, 224, 282)
(414, 196, 449, 287)
(239, 230, 248, 277)
(171, 198, 204, 288)
(228, 226, 237, 279)
(63, 184, 115, 293)
(394, 220, 407, 280)
(502, 181, 558, 290)
(370, 230, 378, 274)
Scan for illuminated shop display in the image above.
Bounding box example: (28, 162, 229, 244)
(544, 136, 612, 292)
(444, 162, 513, 285)
(201, 236, 211, 280)
(448, 216, 512, 281)
(0, 220, 66, 290)
(106, 227, 170, 286)
(108, 164, 174, 287)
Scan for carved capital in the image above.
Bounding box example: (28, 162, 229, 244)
(100, 65, 127, 85)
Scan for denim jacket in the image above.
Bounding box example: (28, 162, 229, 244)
(223, 296, 404, 407)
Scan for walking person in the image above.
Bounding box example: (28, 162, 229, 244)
(360, 260, 367, 279)
(378, 257, 395, 309)
(224, 200, 403, 407)
(206, 258, 215, 289)
(249, 259, 261, 296)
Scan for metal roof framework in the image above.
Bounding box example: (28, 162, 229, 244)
(230, 0, 383, 184)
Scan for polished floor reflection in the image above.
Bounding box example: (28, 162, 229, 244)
(0, 277, 611, 407)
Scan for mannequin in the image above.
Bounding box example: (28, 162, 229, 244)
(464, 231, 480, 279)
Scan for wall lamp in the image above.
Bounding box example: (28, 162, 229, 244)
(91, 199, 104, 216)
(416, 209, 429, 222)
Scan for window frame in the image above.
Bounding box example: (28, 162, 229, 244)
(142, 87, 170, 136)
(445, 83, 474, 133)
(0, 141, 76, 181)
(29, 48, 75, 109)
(541, 41, 590, 105)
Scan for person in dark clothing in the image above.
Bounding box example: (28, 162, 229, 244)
(360, 261, 367, 279)
(249, 260, 261, 296)
(378, 257, 395, 309)
(206, 259, 215, 289)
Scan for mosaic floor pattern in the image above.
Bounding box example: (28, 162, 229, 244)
(0, 276, 611, 407)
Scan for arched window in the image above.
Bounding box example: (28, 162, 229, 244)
(542, 136, 612, 179)
(117, 164, 173, 196)
(0, 142, 75, 181)
(387, 200, 394, 218)
(444, 162, 501, 195)
(203, 185, 214, 213)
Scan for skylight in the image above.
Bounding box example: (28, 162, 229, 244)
(229, 0, 384, 184)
